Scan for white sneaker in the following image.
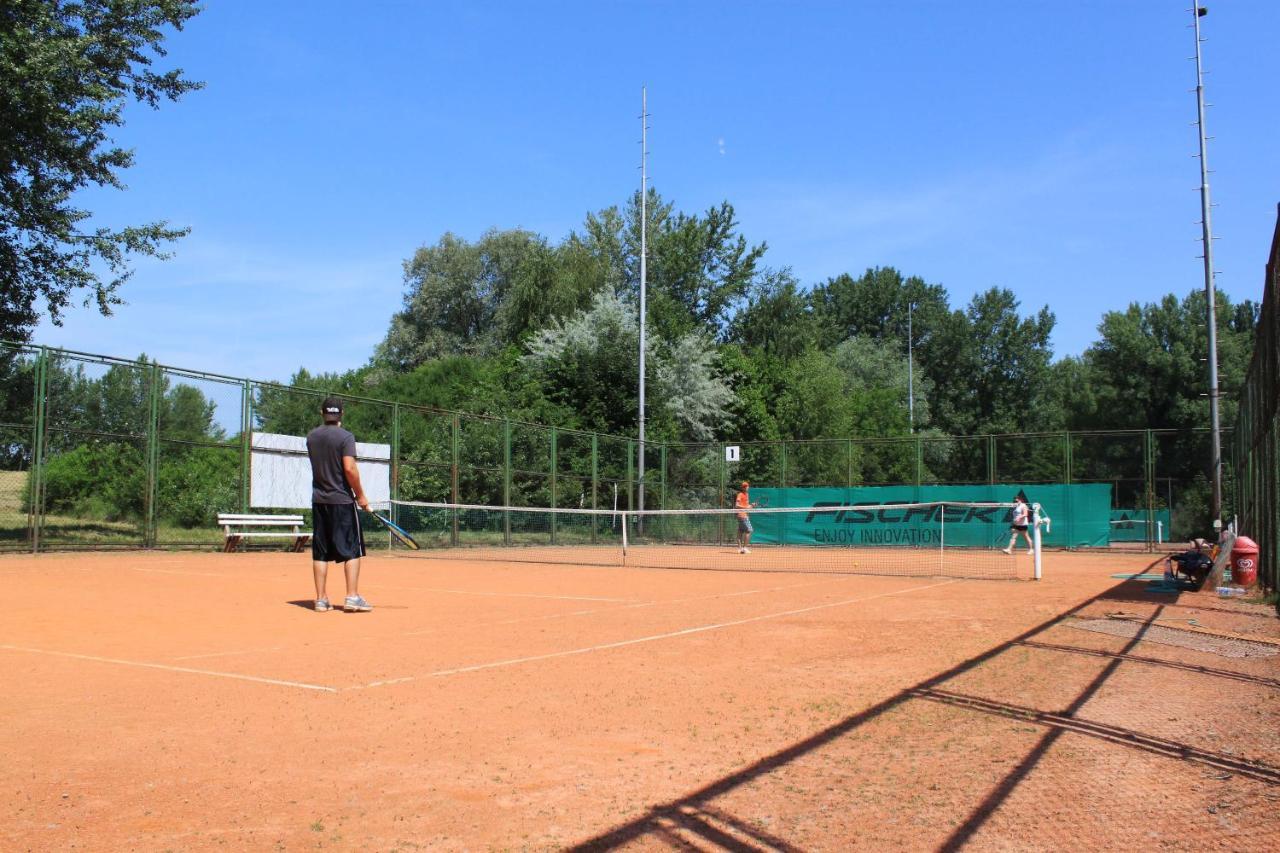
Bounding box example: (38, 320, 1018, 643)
(1001, 548, 1012, 555)
(742, 548, 750, 554)
(1027, 550, 1034, 555)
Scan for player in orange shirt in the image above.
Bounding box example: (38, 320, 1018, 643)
(735, 480, 758, 554)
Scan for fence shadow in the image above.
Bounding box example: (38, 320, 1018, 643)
(569, 578, 1280, 851)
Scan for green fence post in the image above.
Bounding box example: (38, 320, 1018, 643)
(779, 441, 788, 544)
(503, 419, 512, 545)
(1144, 429, 1156, 552)
(1063, 432, 1073, 549)
(31, 347, 49, 554)
(626, 440, 634, 511)
(846, 439, 853, 494)
(591, 432, 599, 543)
(145, 362, 161, 548)
(659, 443, 667, 541)
(451, 414, 460, 546)
(987, 435, 997, 485)
(550, 426, 557, 544)
(391, 403, 400, 524)
(240, 380, 252, 513)
(915, 436, 923, 489)
(720, 443, 729, 544)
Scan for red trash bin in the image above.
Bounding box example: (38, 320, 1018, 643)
(1231, 536, 1259, 588)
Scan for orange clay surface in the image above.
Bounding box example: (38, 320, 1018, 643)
(1, 549, 1277, 851)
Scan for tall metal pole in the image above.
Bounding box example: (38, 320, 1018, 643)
(907, 301, 915, 432)
(638, 87, 648, 516)
(1192, 5, 1223, 531)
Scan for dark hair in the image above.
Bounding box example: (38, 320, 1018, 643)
(321, 396, 344, 420)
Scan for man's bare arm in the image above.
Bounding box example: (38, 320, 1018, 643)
(342, 456, 370, 511)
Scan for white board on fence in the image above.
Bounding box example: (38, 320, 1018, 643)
(250, 432, 390, 509)
(725, 445, 740, 462)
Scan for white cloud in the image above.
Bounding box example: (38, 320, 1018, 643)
(33, 235, 406, 382)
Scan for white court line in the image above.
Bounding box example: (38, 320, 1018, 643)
(132, 567, 230, 578)
(174, 645, 288, 661)
(354, 579, 958, 689)
(0, 644, 337, 693)
(371, 585, 638, 603)
(175, 577, 849, 660)
(400, 577, 845, 637)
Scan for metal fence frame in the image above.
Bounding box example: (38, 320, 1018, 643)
(1235, 204, 1280, 591)
(0, 341, 1239, 555)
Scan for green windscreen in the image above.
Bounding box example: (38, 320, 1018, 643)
(749, 484, 1113, 548)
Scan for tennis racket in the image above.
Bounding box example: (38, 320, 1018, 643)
(366, 511, 420, 550)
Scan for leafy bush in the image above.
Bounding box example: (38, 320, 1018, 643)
(40, 442, 145, 521)
(157, 447, 240, 528)
(30, 442, 239, 528)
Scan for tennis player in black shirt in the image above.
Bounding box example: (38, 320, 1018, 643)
(306, 397, 372, 612)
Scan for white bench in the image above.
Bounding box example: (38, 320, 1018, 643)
(218, 514, 312, 553)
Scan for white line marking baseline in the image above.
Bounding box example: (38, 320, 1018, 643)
(0, 645, 337, 693)
(354, 579, 958, 690)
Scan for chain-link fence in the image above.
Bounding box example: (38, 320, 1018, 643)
(0, 342, 1238, 554)
(1235, 205, 1279, 591)
(658, 429, 1231, 551)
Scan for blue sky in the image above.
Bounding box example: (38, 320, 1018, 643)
(34, 0, 1280, 382)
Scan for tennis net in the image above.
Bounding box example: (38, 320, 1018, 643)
(378, 500, 1041, 580)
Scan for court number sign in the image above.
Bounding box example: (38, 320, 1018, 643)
(725, 445, 740, 462)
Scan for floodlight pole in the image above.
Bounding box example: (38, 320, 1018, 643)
(1192, 6, 1223, 531)
(638, 87, 648, 519)
(908, 301, 915, 432)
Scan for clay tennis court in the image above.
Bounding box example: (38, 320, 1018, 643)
(2, 548, 1277, 850)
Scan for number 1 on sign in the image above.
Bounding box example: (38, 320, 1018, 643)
(725, 446, 740, 462)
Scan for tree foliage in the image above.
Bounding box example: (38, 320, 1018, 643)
(0, 0, 203, 340)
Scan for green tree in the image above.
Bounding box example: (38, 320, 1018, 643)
(0, 0, 203, 340)
(810, 266, 950, 351)
(726, 268, 821, 361)
(523, 291, 734, 440)
(924, 288, 1058, 436)
(1073, 289, 1257, 432)
(379, 229, 576, 369)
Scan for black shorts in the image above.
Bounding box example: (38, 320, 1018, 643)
(1011, 524, 1029, 532)
(312, 502, 366, 562)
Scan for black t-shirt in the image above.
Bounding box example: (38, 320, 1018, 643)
(306, 424, 357, 505)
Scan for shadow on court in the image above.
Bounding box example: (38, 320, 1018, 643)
(568, 576, 1280, 851)
(284, 599, 409, 611)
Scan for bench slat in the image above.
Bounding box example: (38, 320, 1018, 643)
(218, 515, 305, 523)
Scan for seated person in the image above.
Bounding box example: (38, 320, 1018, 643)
(1169, 538, 1213, 584)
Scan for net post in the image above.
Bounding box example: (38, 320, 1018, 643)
(939, 500, 946, 574)
(1032, 503, 1043, 580)
(620, 508, 628, 560)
